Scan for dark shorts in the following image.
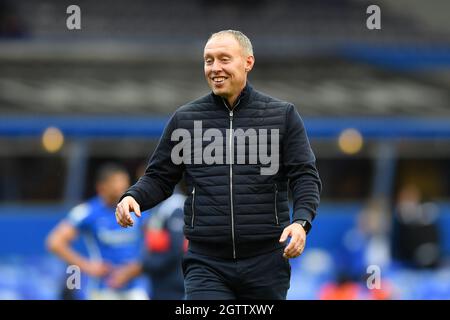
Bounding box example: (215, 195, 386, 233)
(182, 247, 291, 300)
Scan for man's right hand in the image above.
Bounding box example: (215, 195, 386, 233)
(115, 196, 141, 228)
(83, 261, 111, 278)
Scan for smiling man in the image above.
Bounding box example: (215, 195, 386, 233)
(115, 30, 322, 300)
(204, 30, 254, 107)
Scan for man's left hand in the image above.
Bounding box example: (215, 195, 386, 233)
(279, 223, 306, 259)
(106, 263, 142, 289)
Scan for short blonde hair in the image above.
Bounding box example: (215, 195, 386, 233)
(208, 30, 254, 57)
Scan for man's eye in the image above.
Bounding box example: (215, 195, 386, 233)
(205, 60, 213, 64)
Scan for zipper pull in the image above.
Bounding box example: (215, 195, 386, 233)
(229, 110, 233, 118)
(191, 186, 196, 228)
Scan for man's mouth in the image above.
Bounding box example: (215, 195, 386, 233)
(212, 76, 227, 84)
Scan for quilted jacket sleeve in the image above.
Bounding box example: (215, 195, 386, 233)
(283, 104, 322, 228)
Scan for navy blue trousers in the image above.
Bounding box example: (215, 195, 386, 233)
(182, 247, 291, 300)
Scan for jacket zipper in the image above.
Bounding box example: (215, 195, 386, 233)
(274, 184, 279, 225)
(229, 109, 236, 259)
(191, 186, 196, 228)
(223, 98, 240, 259)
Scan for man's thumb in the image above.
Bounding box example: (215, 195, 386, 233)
(279, 228, 290, 243)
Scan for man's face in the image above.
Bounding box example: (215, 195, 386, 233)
(97, 172, 130, 206)
(204, 34, 254, 102)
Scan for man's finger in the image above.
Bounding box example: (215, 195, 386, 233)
(284, 246, 296, 258)
(125, 214, 133, 227)
(115, 211, 122, 226)
(132, 201, 141, 218)
(284, 233, 299, 251)
(293, 246, 304, 258)
(285, 246, 297, 258)
(118, 215, 128, 228)
(298, 238, 306, 253)
(285, 246, 303, 259)
(284, 235, 301, 257)
(291, 240, 306, 258)
(284, 251, 296, 259)
(116, 204, 125, 218)
(284, 240, 295, 253)
(117, 208, 131, 227)
(118, 203, 134, 227)
(115, 209, 125, 227)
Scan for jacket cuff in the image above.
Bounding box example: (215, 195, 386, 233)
(119, 190, 143, 206)
(292, 208, 314, 225)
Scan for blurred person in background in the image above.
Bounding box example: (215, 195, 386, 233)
(320, 198, 394, 300)
(106, 187, 188, 300)
(114, 164, 188, 299)
(141, 184, 188, 300)
(46, 163, 148, 300)
(392, 184, 442, 269)
(0, 0, 27, 38)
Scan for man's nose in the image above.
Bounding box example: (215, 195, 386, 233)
(211, 61, 222, 73)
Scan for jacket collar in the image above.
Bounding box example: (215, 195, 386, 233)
(211, 82, 253, 111)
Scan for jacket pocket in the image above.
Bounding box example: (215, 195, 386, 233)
(190, 186, 196, 228)
(274, 184, 280, 225)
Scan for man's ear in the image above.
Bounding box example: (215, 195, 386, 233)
(245, 55, 255, 72)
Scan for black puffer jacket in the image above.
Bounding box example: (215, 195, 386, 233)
(122, 83, 321, 259)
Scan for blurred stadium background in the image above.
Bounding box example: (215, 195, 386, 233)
(1, 0, 450, 299)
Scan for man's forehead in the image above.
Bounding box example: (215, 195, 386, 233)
(204, 35, 241, 54)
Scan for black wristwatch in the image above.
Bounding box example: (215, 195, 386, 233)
(294, 220, 312, 235)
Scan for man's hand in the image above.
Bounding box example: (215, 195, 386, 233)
(106, 263, 142, 289)
(279, 222, 306, 259)
(83, 261, 111, 278)
(115, 196, 141, 228)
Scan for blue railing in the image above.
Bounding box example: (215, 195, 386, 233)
(1, 116, 450, 139)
